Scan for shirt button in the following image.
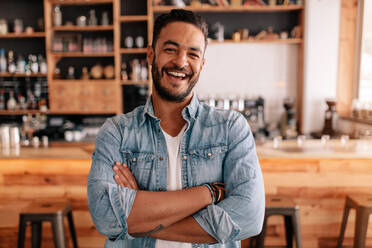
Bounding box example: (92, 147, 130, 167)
(159, 157, 163, 161)
(183, 155, 187, 160)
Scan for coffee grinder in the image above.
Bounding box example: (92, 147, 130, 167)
(322, 99, 337, 137)
(279, 97, 298, 139)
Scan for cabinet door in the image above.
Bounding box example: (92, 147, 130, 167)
(49, 83, 80, 113)
(92, 83, 118, 113)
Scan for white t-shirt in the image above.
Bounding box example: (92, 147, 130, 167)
(155, 125, 192, 248)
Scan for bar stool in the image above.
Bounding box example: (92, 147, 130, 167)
(17, 200, 78, 248)
(252, 195, 302, 248)
(337, 195, 372, 248)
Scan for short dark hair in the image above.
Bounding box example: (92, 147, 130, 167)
(152, 9, 208, 51)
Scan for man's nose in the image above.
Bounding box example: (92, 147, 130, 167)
(173, 51, 188, 68)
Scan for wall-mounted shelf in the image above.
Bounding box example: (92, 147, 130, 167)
(121, 80, 149, 85)
(0, 110, 48, 115)
(51, 79, 116, 83)
(0, 73, 47, 77)
(209, 38, 303, 44)
(52, 25, 114, 31)
(0, 32, 46, 38)
(119, 15, 148, 22)
(152, 5, 304, 13)
(50, 52, 115, 57)
(49, 0, 113, 6)
(120, 48, 147, 54)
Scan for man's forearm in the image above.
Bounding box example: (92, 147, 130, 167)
(127, 186, 212, 235)
(149, 216, 217, 244)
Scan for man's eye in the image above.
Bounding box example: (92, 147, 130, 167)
(189, 53, 199, 58)
(165, 48, 176, 52)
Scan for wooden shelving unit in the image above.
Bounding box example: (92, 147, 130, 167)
(152, 4, 304, 13)
(0, 73, 47, 77)
(0, 32, 46, 38)
(52, 25, 114, 31)
(52, 79, 116, 83)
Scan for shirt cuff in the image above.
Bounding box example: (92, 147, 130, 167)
(108, 183, 137, 241)
(192, 204, 240, 244)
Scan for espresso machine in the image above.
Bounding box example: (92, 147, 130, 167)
(279, 97, 298, 139)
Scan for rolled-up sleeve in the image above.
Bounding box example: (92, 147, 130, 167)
(193, 113, 265, 243)
(87, 118, 137, 242)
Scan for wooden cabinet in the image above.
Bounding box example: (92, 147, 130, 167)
(49, 80, 117, 113)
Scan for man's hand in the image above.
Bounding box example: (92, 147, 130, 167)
(113, 161, 139, 190)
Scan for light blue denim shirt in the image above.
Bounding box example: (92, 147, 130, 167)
(88, 95, 265, 248)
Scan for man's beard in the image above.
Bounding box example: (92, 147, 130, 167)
(151, 58, 200, 102)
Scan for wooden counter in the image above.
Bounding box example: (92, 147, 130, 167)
(0, 140, 371, 248)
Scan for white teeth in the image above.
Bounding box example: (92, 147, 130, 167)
(168, 71, 186, 77)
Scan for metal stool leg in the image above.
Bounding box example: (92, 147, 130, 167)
(337, 198, 351, 248)
(17, 215, 27, 248)
(354, 208, 369, 248)
(52, 214, 66, 248)
(31, 221, 42, 248)
(67, 211, 78, 248)
(284, 215, 293, 248)
(292, 209, 302, 248)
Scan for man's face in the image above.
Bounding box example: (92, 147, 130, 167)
(148, 21, 206, 102)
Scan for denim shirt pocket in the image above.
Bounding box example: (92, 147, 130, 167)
(120, 149, 155, 190)
(188, 145, 228, 184)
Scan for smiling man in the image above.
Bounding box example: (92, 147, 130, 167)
(88, 9, 265, 248)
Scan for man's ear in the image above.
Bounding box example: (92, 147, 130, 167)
(147, 45, 154, 65)
(200, 58, 206, 71)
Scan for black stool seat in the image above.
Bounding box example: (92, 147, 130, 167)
(17, 200, 78, 248)
(252, 195, 302, 248)
(337, 194, 372, 248)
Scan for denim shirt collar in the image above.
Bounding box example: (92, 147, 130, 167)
(140, 93, 199, 126)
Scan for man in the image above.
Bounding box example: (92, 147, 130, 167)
(88, 9, 265, 248)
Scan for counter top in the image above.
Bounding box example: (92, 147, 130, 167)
(0, 139, 371, 160)
(257, 139, 372, 159)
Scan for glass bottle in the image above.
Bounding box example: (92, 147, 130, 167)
(53, 5, 62, 26)
(121, 62, 128, 81)
(38, 54, 47, 74)
(88, 9, 97, 26)
(7, 50, 16, 73)
(7, 90, 17, 110)
(0, 89, 5, 110)
(16, 54, 26, 74)
(0, 48, 7, 72)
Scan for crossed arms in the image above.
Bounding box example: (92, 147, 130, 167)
(112, 161, 220, 243)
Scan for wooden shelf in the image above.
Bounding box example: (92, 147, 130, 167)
(49, 0, 113, 6)
(0, 73, 47, 77)
(121, 80, 149, 85)
(119, 15, 148, 22)
(210, 38, 303, 44)
(341, 116, 372, 126)
(0, 110, 48, 115)
(152, 4, 304, 13)
(0, 32, 46, 38)
(51, 79, 116, 83)
(52, 25, 114, 31)
(120, 48, 147, 54)
(51, 52, 115, 57)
